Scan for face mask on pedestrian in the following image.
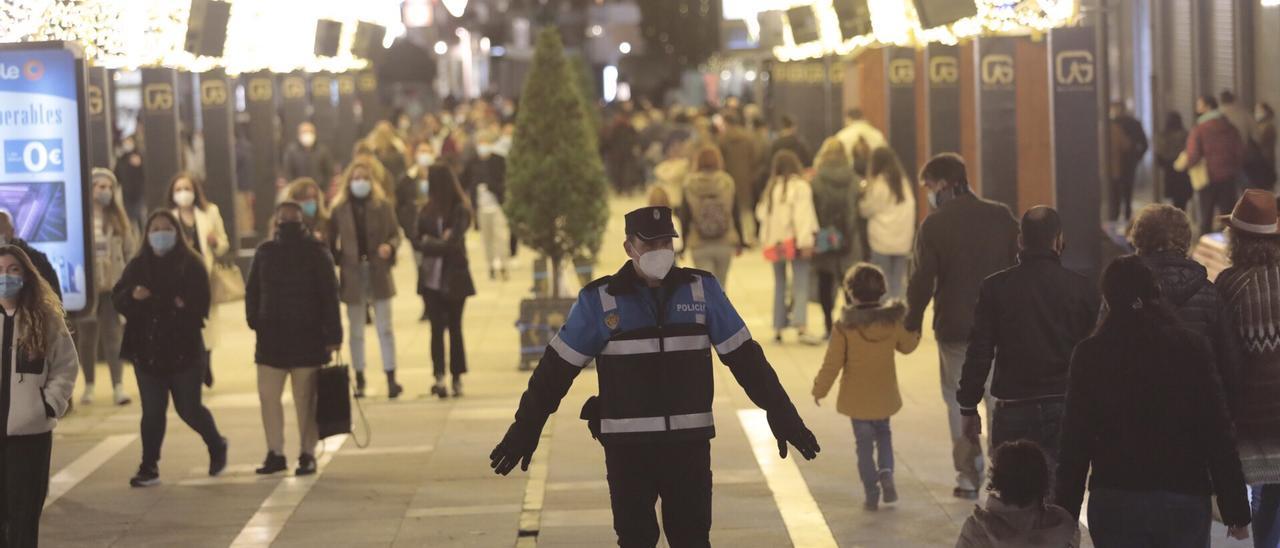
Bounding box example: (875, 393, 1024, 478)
(173, 189, 195, 208)
(417, 180, 429, 196)
(630, 243, 675, 280)
(149, 230, 177, 256)
(121, 141, 135, 153)
(416, 153, 434, 167)
(349, 179, 372, 199)
(299, 199, 318, 218)
(277, 220, 306, 239)
(477, 144, 493, 158)
(0, 274, 23, 300)
(299, 132, 316, 147)
(94, 189, 114, 206)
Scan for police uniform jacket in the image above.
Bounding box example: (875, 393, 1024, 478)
(507, 261, 805, 446)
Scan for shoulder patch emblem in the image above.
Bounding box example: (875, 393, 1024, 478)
(604, 312, 620, 330)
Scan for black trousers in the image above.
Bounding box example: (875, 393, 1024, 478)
(1111, 172, 1136, 221)
(0, 431, 51, 548)
(423, 290, 467, 377)
(136, 365, 223, 468)
(1199, 181, 1239, 235)
(604, 439, 712, 548)
(816, 271, 838, 336)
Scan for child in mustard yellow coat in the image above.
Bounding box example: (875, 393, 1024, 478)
(812, 263, 920, 510)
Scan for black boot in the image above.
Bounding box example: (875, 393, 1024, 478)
(386, 370, 403, 399)
(209, 437, 228, 477)
(130, 463, 160, 488)
(431, 375, 448, 399)
(354, 371, 366, 399)
(256, 452, 287, 475)
(451, 375, 464, 398)
(295, 453, 317, 476)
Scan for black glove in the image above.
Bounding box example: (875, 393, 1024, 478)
(489, 420, 543, 475)
(767, 410, 820, 461)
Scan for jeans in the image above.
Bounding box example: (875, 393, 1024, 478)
(870, 252, 908, 301)
(0, 432, 51, 548)
(939, 341, 992, 490)
(423, 290, 467, 378)
(852, 419, 893, 499)
(135, 365, 223, 468)
(1087, 488, 1211, 548)
(771, 258, 811, 331)
(690, 243, 734, 287)
(346, 297, 396, 373)
(990, 400, 1065, 463)
(1253, 484, 1280, 548)
(604, 440, 712, 548)
(1199, 181, 1238, 235)
(73, 292, 125, 387)
(257, 365, 318, 457)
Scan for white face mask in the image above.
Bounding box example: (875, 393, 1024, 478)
(416, 153, 435, 167)
(299, 132, 316, 147)
(634, 247, 675, 280)
(477, 144, 493, 157)
(173, 189, 195, 207)
(349, 179, 372, 198)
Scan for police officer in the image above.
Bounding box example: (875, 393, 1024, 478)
(490, 206, 820, 547)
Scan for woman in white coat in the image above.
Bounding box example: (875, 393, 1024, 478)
(167, 173, 230, 385)
(858, 147, 915, 300)
(0, 245, 78, 546)
(756, 150, 821, 344)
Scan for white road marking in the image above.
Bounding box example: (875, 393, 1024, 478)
(515, 416, 554, 548)
(404, 503, 522, 518)
(230, 434, 348, 547)
(737, 409, 837, 548)
(337, 443, 433, 456)
(44, 434, 137, 509)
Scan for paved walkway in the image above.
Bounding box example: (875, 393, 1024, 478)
(42, 195, 1246, 547)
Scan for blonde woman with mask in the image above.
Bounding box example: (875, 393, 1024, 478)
(76, 168, 136, 405)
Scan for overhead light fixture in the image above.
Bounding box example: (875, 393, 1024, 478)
(434, 40, 448, 55)
(618, 41, 631, 54)
(442, 0, 469, 18)
(590, 25, 604, 36)
(744, 70, 757, 81)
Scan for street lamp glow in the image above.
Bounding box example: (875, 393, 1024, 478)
(744, 70, 757, 82)
(618, 41, 632, 54)
(480, 37, 491, 51)
(590, 25, 604, 37)
(720, 70, 732, 81)
(434, 41, 448, 55)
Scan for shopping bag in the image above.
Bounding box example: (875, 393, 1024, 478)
(762, 238, 798, 263)
(1175, 151, 1210, 191)
(210, 261, 246, 304)
(315, 362, 352, 440)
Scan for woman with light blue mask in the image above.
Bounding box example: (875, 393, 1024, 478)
(328, 158, 403, 399)
(113, 211, 226, 487)
(281, 177, 331, 243)
(0, 244, 79, 545)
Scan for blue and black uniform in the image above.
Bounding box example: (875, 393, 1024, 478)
(493, 260, 817, 546)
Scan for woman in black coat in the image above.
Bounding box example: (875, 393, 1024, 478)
(245, 202, 343, 476)
(113, 210, 225, 487)
(1055, 256, 1250, 546)
(414, 165, 476, 399)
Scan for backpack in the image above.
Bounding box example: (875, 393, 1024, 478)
(692, 191, 732, 240)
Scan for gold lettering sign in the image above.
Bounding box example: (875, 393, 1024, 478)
(888, 59, 915, 86)
(312, 77, 331, 97)
(283, 77, 306, 99)
(1055, 50, 1095, 87)
(87, 85, 104, 115)
(248, 78, 273, 102)
(929, 56, 959, 85)
(143, 83, 174, 111)
(200, 80, 227, 106)
(358, 74, 376, 92)
(338, 76, 355, 95)
(980, 54, 1014, 86)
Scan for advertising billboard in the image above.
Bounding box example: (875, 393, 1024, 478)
(0, 42, 92, 314)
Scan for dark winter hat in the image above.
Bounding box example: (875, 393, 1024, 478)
(624, 206, 679, 241)
(1222, 189, 1280, 236)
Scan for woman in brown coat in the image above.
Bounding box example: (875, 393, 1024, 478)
(329, 158, 403, 399)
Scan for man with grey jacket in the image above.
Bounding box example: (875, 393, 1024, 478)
(906, 153, 1019, 499)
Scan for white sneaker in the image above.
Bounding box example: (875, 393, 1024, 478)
(113, 384, 132, 406)
(80, 385, 94, 405)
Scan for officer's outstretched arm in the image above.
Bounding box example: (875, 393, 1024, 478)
(721, 340, 820, 460)
(491, 290, 606, 476)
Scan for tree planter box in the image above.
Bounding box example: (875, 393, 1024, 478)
(515, 297, 577, 370)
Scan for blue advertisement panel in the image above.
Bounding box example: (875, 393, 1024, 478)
(0, 43, 92, 313)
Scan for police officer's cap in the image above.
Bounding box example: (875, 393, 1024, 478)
(624, 206, 679, 241)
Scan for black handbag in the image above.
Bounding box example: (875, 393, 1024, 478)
(315, 361, 352, 440)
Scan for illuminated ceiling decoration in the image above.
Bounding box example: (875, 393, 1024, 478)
(768, 0, 1080, 62)
(441, 0, 469, 18)
(3, 0, 403, 74)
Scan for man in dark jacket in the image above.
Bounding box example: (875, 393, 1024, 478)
(1109, 103, 1148, 221)
(906, 153, 1019, 499)
(245, 202, 342, 476)
(0, 211, 61, 300)
(958, 207, 1100, 462)
(282, 122, 336, 186)
(1186, 94, 1246, 234)
(719, 111, 762, 244)
(769, 115, 813, 168)
(1129, 204, 1242, 414)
